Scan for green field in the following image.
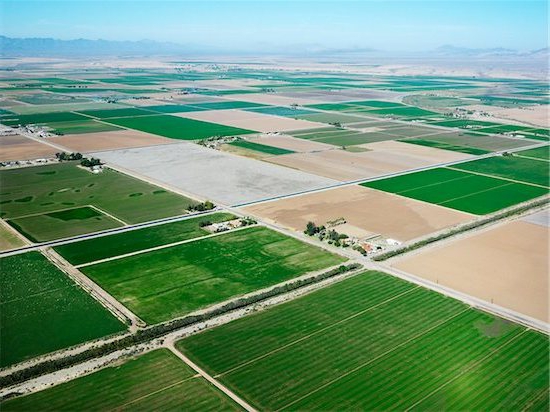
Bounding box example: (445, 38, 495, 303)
(229, 140, 295, 155)
(400, 138, 490, 155)
(1, 252, 126, 367)
(46, 119, 122, 135)
(1, 111, 89, 126)
(451, 155, 550, 187)
(516, 145, 549, 161)
(7, 205, 124, 243)
(361, 167, 548, 214)
(104, 114, 255, 140)
(245, 106, 317, 117)
(55, 212, 235, 265)
(176, 271, 548, 411)
(0, 223, 26, 251)
(188, 101, 266, 110)
(2, 349, 240, 411)
(81, 226, 346, 324)
(146, 104, 207, 113)
(291, 127, 398, 146)
(0, 163, 195, 241)
(77, 107, 156, 119)
(295, 112, 366, 125)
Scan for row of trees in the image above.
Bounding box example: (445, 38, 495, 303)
(189, 200, 215, 212)
(305, 221, 349, 247)
(55, 152, 102, 168)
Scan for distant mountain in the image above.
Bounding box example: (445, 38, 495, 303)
(0, 35, 209, 57)
(434, 45, 520, 57)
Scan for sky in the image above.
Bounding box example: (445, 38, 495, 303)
(1, 0, 548, 52)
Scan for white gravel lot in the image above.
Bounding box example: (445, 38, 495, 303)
(94, 143, 337, 205)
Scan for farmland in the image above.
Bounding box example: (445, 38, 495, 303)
(1, 252, 126, 367)
(2, 349, 240, 411)
(362, 166, 548, 214)
(103, 114, 256, 140)
(55, 212, 236, 265)
(229, 139, 295, 155)
(177, 271, 548, 411)
(0, 162, 195, 241)
(80, 226, 346, 323)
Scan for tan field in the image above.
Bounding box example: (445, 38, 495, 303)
(250, 134, 334, 152)
(48, 129, 175, 152)
(393, 220, 549, 322)
(117, 98, 171, 107)
(268, 140, 471, 181)
(0, 135, 57, 161)
(466, 104, 549, 127)
(0, 220, 27, 251)
(175, 109, 323, 132)
(242, 185, 472, 242)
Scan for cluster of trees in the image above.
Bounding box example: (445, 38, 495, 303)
(80, 157, 102, 168)
(329, 122, 343, 128)
(0, 262, 361, 389)
(305, 221, 349, 247)
(56, 152, 83, 161)
(189, 200, 215, 212)
(240, 216, 257, 226)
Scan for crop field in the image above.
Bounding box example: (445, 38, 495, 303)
(55, 212, 235, 265)
(7, 101, 125, 115)
(361, 167, 548, 214)
(177, 271, 549, 411)
(450, 155, 549, 187)
(245, 106, 317, 117)
(290, 127, 399, 146)
(104, 114, 256, 140)
(1, 252, 126, 367)
(516, 145, 549, 160)
(295, 112, 367, 125)
(7, 205, 124, 242)
(80, 226, 346, 324)
(229, 139, 295, 155)
(1, 111, 89, 126)
(77, 107, 156, 119)
(46, 119, 122, 135)
(0, 221, 27, 251)
(400, 138, 490, 155)
(0, 162, 195, 241)
(2, 349, 240, 411)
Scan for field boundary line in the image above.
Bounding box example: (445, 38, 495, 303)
(276, 308, 470, 411)
(446, 166, 549, 189)
(5, 204, 102, 221)
(89, 204, 128, 226)
(404, 329, 529, 411)
(75, 225, 254, 268)
(167, 345, 257, 412)
(215, 285, 420, 378)
(514, 154, 550, 163)
(108, 374, 199, 411)
(380, 174, 475, 195)
(437, 181, 514, 206)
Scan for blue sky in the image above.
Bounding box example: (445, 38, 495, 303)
(1, 1, 548, 51)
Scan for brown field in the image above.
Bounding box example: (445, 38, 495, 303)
(0, 219, 27, 251)
(393, 220, 549, 322)
(48, 129, 175, 152)
(466, 104, 549, 127)
(250, 134, 334, 152)
(242, 185, 472, 242)
(0, 134, 57, 161)
(176, 109, 323, 132)
(268, 140, 471, 181)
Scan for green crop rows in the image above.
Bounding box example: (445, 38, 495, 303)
(229, 140, 295, 155)
(176, 271, 549, 411)
(1, 252, 125, 367)
(80, 226, 346, 324)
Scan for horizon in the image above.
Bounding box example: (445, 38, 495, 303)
(1, 0, 548, 53)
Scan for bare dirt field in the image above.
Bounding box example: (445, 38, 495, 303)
(48, 129, 175, 153)
(268, 140, 471, 181)
(93, 142, 337, 205)
(467, 104, 550, 127)
(393, 220, 549, 322)
(250, 134, 334, 152)
(0, 134, 57, 161)
(176, 109, 323, 132)
(242, 185, 472, 241)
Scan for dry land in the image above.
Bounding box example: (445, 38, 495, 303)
(0, 134, 56, 162)
(243, 185, 472, 242)
(93, 143, 337, 205)
(393, 220, 549, 322)
(48, 129, 175, 152)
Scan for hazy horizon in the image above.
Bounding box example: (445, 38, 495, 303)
(1, 0, 548, 53)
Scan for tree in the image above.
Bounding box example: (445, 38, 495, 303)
(305, 221, 318, 236)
